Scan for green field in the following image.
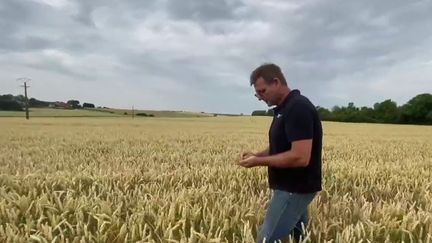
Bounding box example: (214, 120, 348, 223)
(0, 117, 431, 242)
(94, 108, 215, 118)
(0, 108, 216, 118)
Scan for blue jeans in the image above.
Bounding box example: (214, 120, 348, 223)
(256, 190, 317, 243)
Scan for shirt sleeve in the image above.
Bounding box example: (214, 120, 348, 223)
(284, 102, 314, 142)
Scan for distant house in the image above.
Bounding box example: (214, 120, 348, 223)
(49, 101, 71, 109)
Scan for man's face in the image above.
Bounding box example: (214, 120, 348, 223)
(253, 77, 278, 107)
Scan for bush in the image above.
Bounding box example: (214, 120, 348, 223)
(136, 113, 154, 117)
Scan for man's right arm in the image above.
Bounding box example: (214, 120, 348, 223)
(255, 147, 269, 157)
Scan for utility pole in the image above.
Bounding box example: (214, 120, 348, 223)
(17, 77, 31, 120)
(132, 105, 135, 119)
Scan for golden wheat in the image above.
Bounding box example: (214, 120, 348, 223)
(0, 117, 431, 243)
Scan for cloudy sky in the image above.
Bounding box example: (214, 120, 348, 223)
(1, 0, 431, 114)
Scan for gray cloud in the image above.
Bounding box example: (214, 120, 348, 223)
(1, 0, 431, 113)
(165, 0, 245, 22)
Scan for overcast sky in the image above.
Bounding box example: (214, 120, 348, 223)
(1, 0, 431, 114)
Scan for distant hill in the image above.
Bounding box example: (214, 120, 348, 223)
(0, 94, 216, 118)
(0, 94, 244, 118)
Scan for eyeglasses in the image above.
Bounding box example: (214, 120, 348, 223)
(254, 77, 278, 99)
(254, 88, 266, 99)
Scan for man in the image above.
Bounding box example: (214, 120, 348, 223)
(238, 63, 322, 243)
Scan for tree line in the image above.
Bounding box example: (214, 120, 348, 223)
(0, 95, 95, 110)
(252, 93, 432, 125)
(2, 93, 431, 125)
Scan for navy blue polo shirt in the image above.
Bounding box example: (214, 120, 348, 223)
(268, 89, 322, 193)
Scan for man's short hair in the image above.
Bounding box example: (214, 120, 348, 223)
(250, 63, 287, 86)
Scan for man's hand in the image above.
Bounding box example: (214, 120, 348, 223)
(238, 155, 259, 168)
(240, 151, 255, 160)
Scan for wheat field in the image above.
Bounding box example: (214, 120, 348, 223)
(0, 117, 431, 243)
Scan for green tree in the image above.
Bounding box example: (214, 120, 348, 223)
(358, 106, 377, 123)
(0, 94, 24, 111)
(67, 100, 81, 109)
(373, 99, 399, 123)
(317, 106, 332, 120)
(251, 110, 267, 116)
(400, 93, 432, 124)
